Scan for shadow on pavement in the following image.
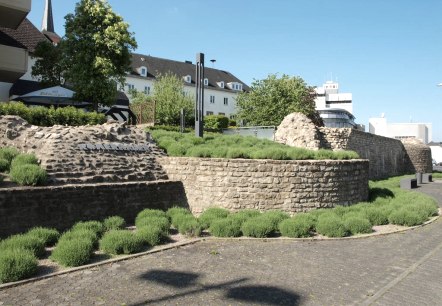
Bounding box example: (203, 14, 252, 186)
(225, 285, 301, 305)
(132, 269, 301, 305)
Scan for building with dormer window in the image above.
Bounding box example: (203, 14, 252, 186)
(126, 54, 249, 119)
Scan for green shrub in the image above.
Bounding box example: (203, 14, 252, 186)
(0, 158, 9, 172)
(0, 234, 46, 258)
(185, 146, 213, 158)
(343, 216, 373, 235)
(136, 209, 167, 221)
(136, 226, 166, 246)
(10, 153, 39, 168)
(99, 230, 144, 255)
(241, 216, 275, 238)
(103, 216, 126, 231)
(26, 227, 60, 247)
(209, 219, 242, 237)
(204, 115, 229, 130)
(315, 213, 349, 237)
(363, 206, 389, 225)
(261, 210, 290, 231)
(71, 221, 104, 236)
(58, 229, 98, 247)
(0, 249, 38, 283)
(166, 143, 188, 156)
(388, 209, 427, 227)
(0, 102, 31, 122)
(174, 214, 202, 237)
(135, 216, 170, 234)
(0, 147, 19, 164)
(279, 217, 313, 238)
(198, 207, 230, 229)
(9, 164, 47, 186)
(228, 209, 262, 225)
(50, 238, 94, 267)
(166, 206, 191, 220)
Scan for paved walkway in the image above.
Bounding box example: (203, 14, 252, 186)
(1, 181, 442, 306)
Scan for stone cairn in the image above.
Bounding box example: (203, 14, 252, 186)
(0, 116, 168, 185)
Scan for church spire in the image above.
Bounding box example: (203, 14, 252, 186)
(42, 0, 54, 33)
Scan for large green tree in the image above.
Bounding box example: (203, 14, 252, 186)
(63, 0, 137, 109)
(153, 73, 194, 126)
(236, 74, 323, 126)
(31, 41, 65, 87)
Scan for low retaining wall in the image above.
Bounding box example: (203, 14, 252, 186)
(158, 157, 369, 214)
(0, 180, 187, 238)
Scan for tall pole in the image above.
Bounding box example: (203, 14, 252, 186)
(195, 53, 205, 137)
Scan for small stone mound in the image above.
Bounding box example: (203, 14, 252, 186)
(274, 113, 321, 150)
(402, 139, 433, 173)
(0, 116, 168, 185)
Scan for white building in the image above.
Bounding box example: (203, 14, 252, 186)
(429, 142, 442, 164)
(125, 54, 248, 119)
(369, 114, 432, 144)
(314, 81, 356, 128)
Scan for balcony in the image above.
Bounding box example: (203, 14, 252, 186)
(0, 44, 28, 82)
(0, 0, 31, 29)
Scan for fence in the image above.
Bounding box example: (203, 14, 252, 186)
(222, 126, 277, 140)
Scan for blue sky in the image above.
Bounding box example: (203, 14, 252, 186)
(28, 0, 442, 141)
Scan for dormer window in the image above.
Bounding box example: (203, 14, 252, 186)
(137, 66, 147, 77)
(217, 81, 224, 88)
(183, 75, 191, 83)
(204, 78, 209, 86)
(227, 82, 243, 91)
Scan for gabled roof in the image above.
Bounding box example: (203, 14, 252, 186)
(0, 18, 49, 53)
(130, 53, 249, 92)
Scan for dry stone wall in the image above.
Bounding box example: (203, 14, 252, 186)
(158, 157, 369, 214)
(0, 180, 187, 237)
(276, 113, 433, 179)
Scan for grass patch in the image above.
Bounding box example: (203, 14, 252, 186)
(149, 130, 359, 160)
(10, 153, 38, 168)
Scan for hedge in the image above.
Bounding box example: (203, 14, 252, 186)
(0, 102, 106, 126)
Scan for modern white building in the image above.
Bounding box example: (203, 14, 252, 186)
(125, 54, 249, 119)
(429, 142, 442, 164)
(369, 114, 432, 144)
(314, 81, 356, 128)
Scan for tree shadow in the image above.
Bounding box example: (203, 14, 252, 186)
(226, 285, 301, 305)
(139, 269, 199, 288)
(369, 187, 395, 201)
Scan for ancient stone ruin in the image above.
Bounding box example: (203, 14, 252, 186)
(0, 115, 168, 184)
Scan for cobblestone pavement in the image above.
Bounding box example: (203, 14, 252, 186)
(1, 181, 441, 306)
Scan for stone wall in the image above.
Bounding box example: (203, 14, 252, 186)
(158, 157, 369, 214)
(275, 113, 433, 179)
(0, 180, 187, 238)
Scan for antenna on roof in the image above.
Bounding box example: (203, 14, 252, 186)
(210, 59, 216, 68)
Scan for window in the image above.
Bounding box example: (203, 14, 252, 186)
(127, 84, 135, 90)
(206, 111, 214, 115)
(218, 112, 225, 116)
(230, 115, 236, 119)
(144, 86, 150, 95)
(224, 97, 228, 105)
(141, 68, 146, 76)
(183, 75, 191, 83)
(204, 78, 209, 86)
(210, 95, 215, 104)
(217, 81, 224, 88)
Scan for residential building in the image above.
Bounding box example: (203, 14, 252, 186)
(0, 0, 32, 86)
(369, 114, 432, 144)
(125, 54, 249, 119)
(314, 81, 356, 128)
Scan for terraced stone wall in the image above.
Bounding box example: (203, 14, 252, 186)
(158, 157, 369, 214)
(0, 181, 187, 238)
